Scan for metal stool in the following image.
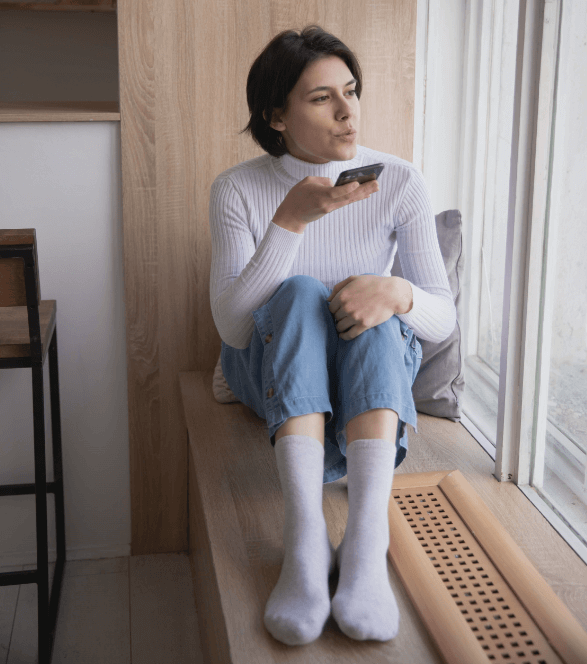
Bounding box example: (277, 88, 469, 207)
(0, 229, 66, 664)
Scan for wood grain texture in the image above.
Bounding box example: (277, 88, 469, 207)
(0, 229, 36, 245)
(387, 478, 491, 664)
(0, 301, 56, 361)
(119, 0, 166, 555)
(118, 0, 416, 554)
(0, 260, 27, 307)
(439, 471, 587, 664)
(0, 228, 40, 307)
(0, 101, 120, 122)
(398, 415, 587, 633)
(0, 1, 116, 11)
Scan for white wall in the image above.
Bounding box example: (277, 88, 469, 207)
(0, 10, 129, 565)
(0, 123, 130, 565)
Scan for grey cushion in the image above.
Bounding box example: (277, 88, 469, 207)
(213, 209, 465, 420)
(391, 209, 465, 421)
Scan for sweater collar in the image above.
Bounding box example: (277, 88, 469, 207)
(272, 145, 365, 185)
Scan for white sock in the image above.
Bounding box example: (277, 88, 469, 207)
(264, 435, 336, 646)
(331, 438, 399, 641)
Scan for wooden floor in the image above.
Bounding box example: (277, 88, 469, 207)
(0, 553, 204, 664)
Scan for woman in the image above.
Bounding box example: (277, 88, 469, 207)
(209, 26, 456, 646)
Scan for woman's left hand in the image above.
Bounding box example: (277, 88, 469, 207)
(327, 275, 412, 340)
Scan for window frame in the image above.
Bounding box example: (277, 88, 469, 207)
(416, 0, 587, 563)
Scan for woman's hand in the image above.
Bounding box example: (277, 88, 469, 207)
(327, 275, 413, 340)
(273, 176, 379, 233)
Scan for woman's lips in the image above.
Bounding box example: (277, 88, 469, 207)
(336, 131, 357, 142)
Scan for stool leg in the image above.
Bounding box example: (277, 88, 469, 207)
(32, 361, 51, 664)
(49, 329, 65, 564)
(48, 328, 66, 641)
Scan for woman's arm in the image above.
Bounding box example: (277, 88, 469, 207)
(393, 168, 456, 343)
(209, 176, 304, 349)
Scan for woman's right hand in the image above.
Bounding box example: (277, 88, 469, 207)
(272, 176, 380, 234)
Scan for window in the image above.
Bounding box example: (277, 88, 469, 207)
(453, 0, 587, 562)
(527, 0, 587, 546)
(459, 0, 518, 449)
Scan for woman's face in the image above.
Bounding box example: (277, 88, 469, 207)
(269, 55, 360, 164)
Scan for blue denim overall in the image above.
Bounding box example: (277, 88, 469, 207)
(221, 274, 423, 483)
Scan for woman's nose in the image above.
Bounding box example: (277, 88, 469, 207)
(336, 104, 350, 121)
(336, 95, 355, 120)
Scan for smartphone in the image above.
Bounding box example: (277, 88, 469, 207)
(334, 163, 385, 187)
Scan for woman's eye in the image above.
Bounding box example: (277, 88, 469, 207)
(313, 89, 357, 103)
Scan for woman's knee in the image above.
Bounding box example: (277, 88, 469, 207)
(277, 274, 329, 303)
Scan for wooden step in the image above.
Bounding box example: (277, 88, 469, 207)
(179, 370, 443, 663)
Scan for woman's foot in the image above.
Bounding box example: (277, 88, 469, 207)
(331, 438, 399, 641)
(264, 435, 335, 645)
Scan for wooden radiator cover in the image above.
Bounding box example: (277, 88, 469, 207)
(388, 470, 587, 664)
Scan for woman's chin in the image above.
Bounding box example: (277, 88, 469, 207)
(288, 141, 358, 163)
(336, 143, 358, 160)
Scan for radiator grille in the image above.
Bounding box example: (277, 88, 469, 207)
(393, 486, 562, 664)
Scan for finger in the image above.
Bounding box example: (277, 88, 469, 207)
(339, 326, 355, 341)
(330, 181, 360, 199)
(327, 276, 353, 303)
(332, 181, 379, 208)
(327, 282, 342, 303)
(339, 179, 379, 194)
(304, 176, 334, 185)
(327, 289, 342, 304)
(340, 323, 363, 340)
(356, 179, 379, 195)
(337, 317, 353, 333)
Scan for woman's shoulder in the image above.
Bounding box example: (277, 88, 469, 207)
(357, 145, 422, 179)
(211, 154, 273, 188)
(357, 145, 429, 202)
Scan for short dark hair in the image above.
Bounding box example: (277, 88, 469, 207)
(240, 25, 363, 158)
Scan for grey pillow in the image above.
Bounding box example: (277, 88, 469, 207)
(391, 209, 465, 421)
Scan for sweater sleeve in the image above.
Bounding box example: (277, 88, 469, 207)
(394, 168, 456, 343)
(209, 176, 304, 349)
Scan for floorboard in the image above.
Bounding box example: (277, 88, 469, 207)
(0, 553, 204, 664)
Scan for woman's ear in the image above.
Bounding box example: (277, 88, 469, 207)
(265, 108, 286, 132)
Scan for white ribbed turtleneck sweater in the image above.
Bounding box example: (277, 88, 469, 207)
(209, 144, 456, 350)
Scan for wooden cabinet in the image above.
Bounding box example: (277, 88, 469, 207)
(0, 1, 116, 13)
(0, 0, 119, 121)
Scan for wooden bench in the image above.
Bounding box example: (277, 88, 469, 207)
(179, 370, 587, 664)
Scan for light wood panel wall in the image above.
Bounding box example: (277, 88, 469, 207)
(118, 0, 417, 554)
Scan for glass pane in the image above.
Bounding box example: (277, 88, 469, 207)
(534, 0, 587, 543)
(461, 9, 518, 446)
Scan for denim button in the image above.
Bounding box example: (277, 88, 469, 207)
(267, 387, 274, 398)
(265, 334, 272, 343)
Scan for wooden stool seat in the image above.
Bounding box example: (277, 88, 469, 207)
(0, 300, 57, 361)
